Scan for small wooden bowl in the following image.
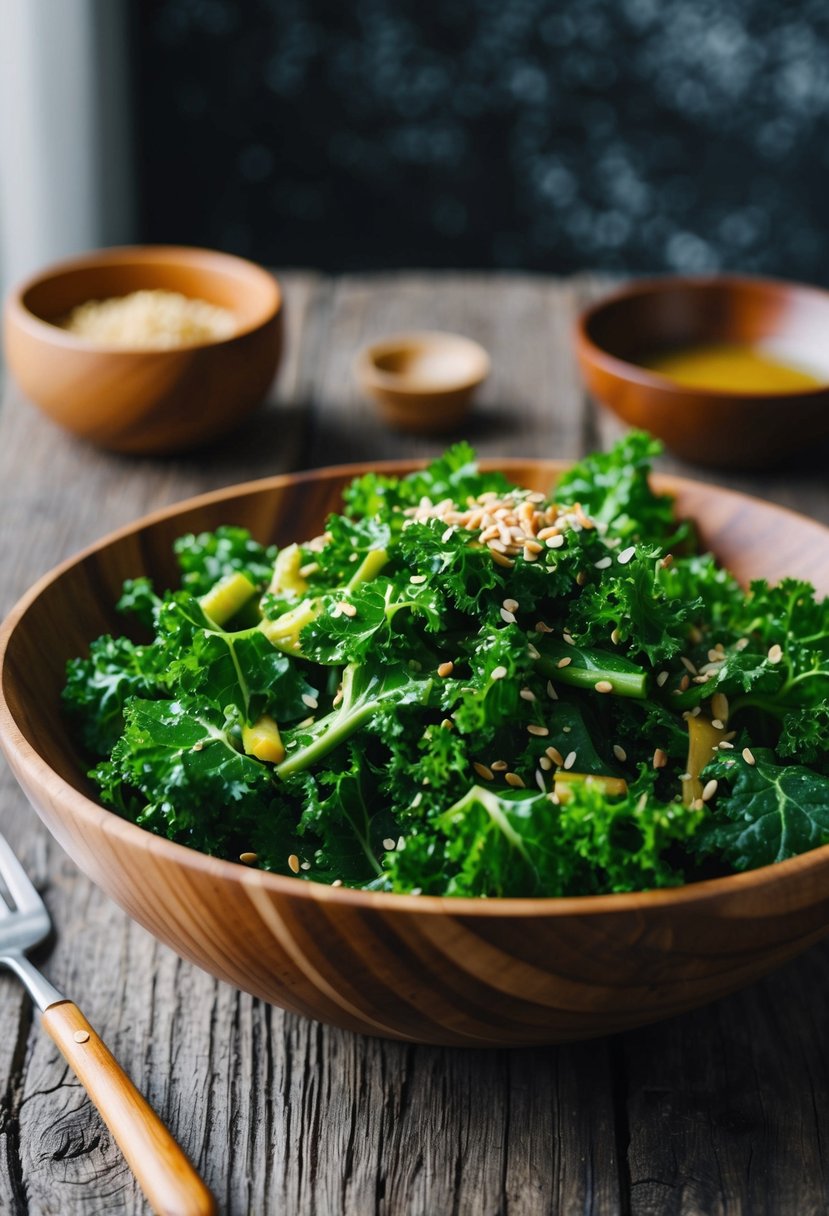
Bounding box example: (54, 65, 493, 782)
(3, 246, 283, 454)
(2, 461, 829, 1047)
(576, 275, 829, 468)
(355, 331, 490, 433)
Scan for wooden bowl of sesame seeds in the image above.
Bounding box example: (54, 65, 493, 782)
(2, 459, 829, 1047)
(3, 246, 283, 454)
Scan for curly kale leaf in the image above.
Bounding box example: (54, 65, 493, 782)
(385, 780, 700, 897)
(694, 750, 829, 870)
(343, 443, 515, 519)
(553, 430, 689, 547)
(174, 525, 277, 596)
(63, 635, 166, 756)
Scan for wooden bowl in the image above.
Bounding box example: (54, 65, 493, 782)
(2, 461, 829, 1047)
(575, 275, 829, 468)
(354, 331, 490, 433)
(3, 246, 283, 454)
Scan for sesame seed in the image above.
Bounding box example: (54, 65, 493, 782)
(527, 724, 550, 737)
(503, 598, 519, 613)
(397, 837, 405, 851)
(610, 627, 621, 645)
(537, 526, 559, 541)
(735, 637, 749, 652)
(595, 680, 613, 694)
(519, 688, 536, 701)
(679, 674, 690, 691)
(490, 549, 515, 569)
(383, 837, 397, 851)
(340, 602, 357, 618)
(491, 760, 508, 771)
(711, 718, 724, 730)
(719, 740, 735, 750)
(768, 643, 783, 663)
(437, 661, 454, 678)
(409, 574, 427, 584)
(546, 746, 565, 766)
(539, 756, 552, 771)
(239, 852, 258, 865)
(702, 779, 718, 802)
(535, 622, 554, 635)
(523, 546, 539, 562)
(618, 545, 636, 564)
(562, 631, 575, 646)
(288, 854, 300, 874)
(301, 861, 311, 871)
(594, 556, 612, 569)
(546, 680, 558, 700)
(500, 608, 517, 624)
(656, 671, 669, 687)
(302, 693, 319, 709)
(473, 761, 494, 781)
(546, 534, 565, 549)
(653, 748, 667, 769)
(505, 772, 526, 788)
(613, 744, 627, 762)
(441, 526, 454, 542)
(491, 665, 508, 680)
(330, 603, 343, 618)
(563, 750, 577, 770)
(742, 747, 756, 765)
(527, 644, 541, 659)
(680, 656, 698, 675)
(535, 769, 547, 793)
(557, 657, 572, 668)
(332, 879, 343, 888)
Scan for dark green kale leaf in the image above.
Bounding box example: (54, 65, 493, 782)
(158, 594, 316, 723)
(385, 779, 699, 897)
(343, 443, 515, 519)
(174, 525, 277, 596)
(63, 635, 166, 755)
(299, 576, 443, 666)
(117, 578, 161, 630)
(694, 749, 829, 870)
(553, 431, 689, 547)
(567, 545, 699, 665)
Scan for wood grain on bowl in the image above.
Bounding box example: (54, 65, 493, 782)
(3, 246, 283, 454)
(1, 460, 829, 1047)
(576, 275, 829, 469)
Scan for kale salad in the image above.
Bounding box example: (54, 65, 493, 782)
(64, 434, 829, 897)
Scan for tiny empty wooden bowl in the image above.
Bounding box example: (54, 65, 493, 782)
(2, 461, 829, 1046)
(576, 275, 829, 468)
(355, 331, 490, 433)
(3, 246, 283, 455)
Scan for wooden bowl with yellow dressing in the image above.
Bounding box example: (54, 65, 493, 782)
(575, 275, 829, 468)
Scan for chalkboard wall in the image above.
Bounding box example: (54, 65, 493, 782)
(135, 0, 829, 280)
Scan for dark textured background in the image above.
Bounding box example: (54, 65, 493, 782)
(135, 0, 829, 280)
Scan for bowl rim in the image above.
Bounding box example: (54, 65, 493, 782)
(354, 330, 491, 397)
(575, 272, 829, 401)
(3, 244, 282, 354)
(2, 455, 829, 919)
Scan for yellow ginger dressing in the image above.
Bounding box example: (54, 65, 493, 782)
(638, 344, 824, 393)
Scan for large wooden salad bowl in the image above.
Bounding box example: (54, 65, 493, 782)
(1, 461, 828, 1047)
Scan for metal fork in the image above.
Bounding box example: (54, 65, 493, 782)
(0, 832, 215, 1216)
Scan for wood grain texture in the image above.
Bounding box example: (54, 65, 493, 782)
(576, 275, 829, 469)
(0, 272, 827, 1213)
(3, 247, 283, 455)
(41, 1001, 215, 1215)
(3, 459, 829, 1051)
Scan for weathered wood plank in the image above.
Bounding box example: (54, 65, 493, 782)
(1, 271, 829, 1216)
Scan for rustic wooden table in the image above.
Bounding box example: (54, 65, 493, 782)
(1, 272, 829, 1216)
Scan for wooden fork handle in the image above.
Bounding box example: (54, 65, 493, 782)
(41, 1001, 216, 1216)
